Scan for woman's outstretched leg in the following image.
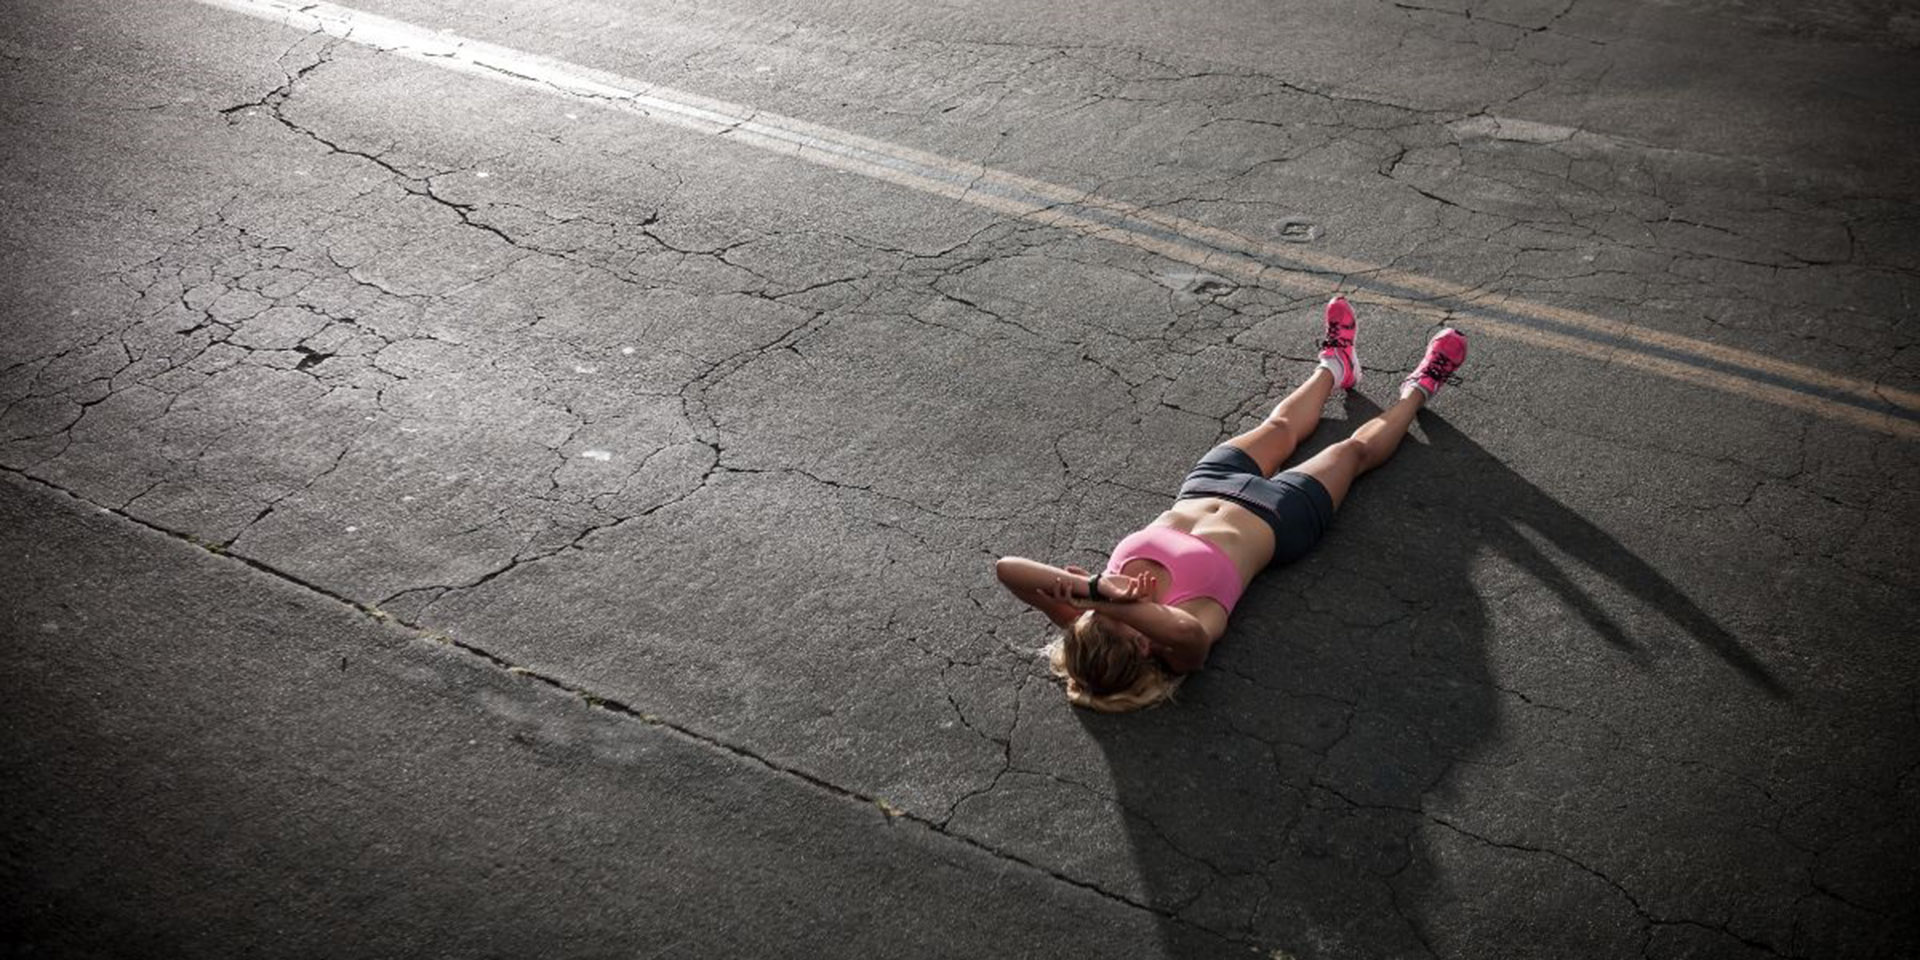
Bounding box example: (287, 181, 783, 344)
(1227, 296, 1358, 475)
(1296, 327, 1466, 508)
(1228, 366, 1333, 475)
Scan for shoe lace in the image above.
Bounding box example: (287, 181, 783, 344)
(1417, 353, 1459, 383)
(1320, 327, 1353, 350)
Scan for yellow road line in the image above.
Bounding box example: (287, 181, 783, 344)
(197, 0, 1919, 440)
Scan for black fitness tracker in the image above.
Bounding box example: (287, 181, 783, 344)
(1086, 573, 1103, 600)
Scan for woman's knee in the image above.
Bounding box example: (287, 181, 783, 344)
(1261, 412, 1310, 442)
(1330, 435, 1376, 468)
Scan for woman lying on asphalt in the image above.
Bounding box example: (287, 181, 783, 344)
(995, 296, 1466, 711)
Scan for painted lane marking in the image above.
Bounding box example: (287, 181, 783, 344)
(196, 0, 1919, 440)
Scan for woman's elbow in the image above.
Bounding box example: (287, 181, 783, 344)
(994, 555, 1032, 590)
(1170, 629, 1215, 674)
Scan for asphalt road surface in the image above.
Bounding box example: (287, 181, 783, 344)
(3, 0, 1917, 957)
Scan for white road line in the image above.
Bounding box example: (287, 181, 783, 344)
(193, 0, 1919, 439)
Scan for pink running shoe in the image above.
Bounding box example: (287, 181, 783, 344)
(1400, 327, 1467, 400)
(1317, 295, 1360, 390)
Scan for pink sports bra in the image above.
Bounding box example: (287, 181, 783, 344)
(1105, 525, 1246, 613)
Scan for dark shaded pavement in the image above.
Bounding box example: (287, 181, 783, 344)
(2, 482, 1215, 958)
(3, 0, 1916, 956)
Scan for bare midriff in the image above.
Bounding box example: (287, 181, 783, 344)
(1114, 496, 1277, 592)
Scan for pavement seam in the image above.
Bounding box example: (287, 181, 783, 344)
(0, 465, 1244, 949)
(190, 0, 1920, 441)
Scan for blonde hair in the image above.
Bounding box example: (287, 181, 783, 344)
(1045, 613, 1183, 713)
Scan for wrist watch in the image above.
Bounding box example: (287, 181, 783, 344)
(1086, 573, 1104, 601)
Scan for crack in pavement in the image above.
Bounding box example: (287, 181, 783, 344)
(0, 466, 1259, 950)
(186, 0, 1920, 440)
(9, 4, 1917, 954)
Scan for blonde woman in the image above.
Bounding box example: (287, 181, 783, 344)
(994, 297, 1467, 711)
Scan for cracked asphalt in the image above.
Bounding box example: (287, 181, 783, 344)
(3, 0, 1916, 957)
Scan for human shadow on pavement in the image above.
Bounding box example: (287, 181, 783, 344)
(1071, 400, 1785, 958)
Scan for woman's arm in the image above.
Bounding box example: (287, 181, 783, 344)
(1026, 576, 1217, 675)
(994, 556, 1144, 628)
(1081, 600, 1215, 674)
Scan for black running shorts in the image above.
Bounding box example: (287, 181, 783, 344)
(1176, 444, 1335, 565)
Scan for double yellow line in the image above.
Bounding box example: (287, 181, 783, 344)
(202, 0, 1920, 440)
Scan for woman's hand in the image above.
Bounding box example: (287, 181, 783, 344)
(995, 556, 1163, 628)
(1100, 571, 1155, 601)
(1062, 566, 1157, 603)
(1038, 576, 1090, 610)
